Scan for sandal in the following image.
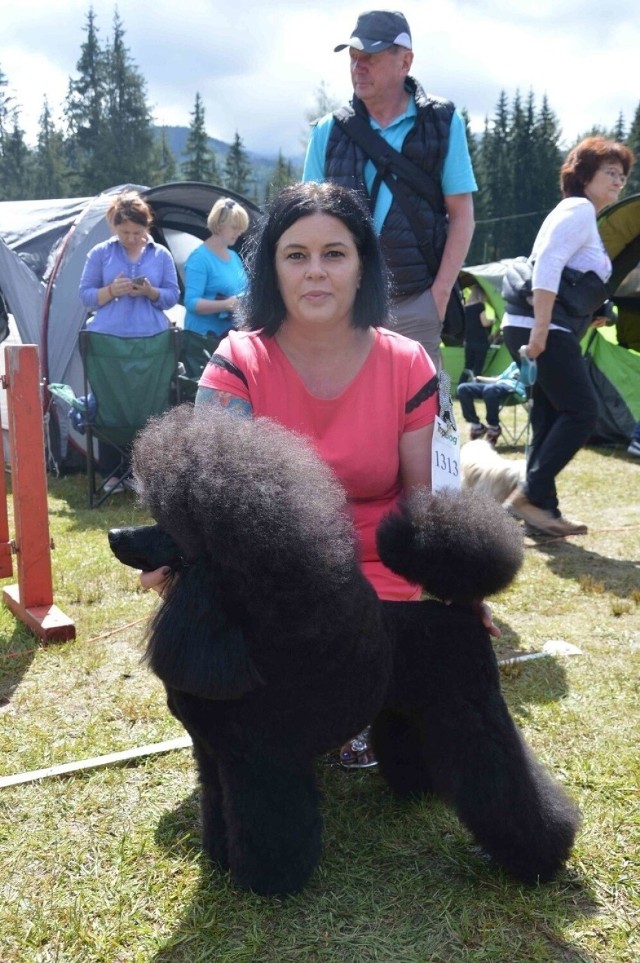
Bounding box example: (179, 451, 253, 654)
(340, 726, 378, 770)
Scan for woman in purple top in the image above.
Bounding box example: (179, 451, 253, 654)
(79, 191, 179, 337)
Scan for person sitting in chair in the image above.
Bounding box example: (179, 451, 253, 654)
(457, 361, 526, 446)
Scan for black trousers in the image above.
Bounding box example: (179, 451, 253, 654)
(502, 326, 598, 514)
(463, 340, 490, 377)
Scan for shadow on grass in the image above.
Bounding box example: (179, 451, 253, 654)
(149, 767, 599, 963)
(0, 621, 40, 709)
(528, 537, 640, 600)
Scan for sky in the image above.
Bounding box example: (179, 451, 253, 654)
(2, 0, 638, 160)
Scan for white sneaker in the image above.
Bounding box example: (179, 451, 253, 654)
(627, 440, 640, 457)
(103, 477, 125, 493)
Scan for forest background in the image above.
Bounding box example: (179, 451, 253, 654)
(1, 8, 639, 264)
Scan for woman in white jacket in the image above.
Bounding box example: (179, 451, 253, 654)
(501, 136, 634, 536)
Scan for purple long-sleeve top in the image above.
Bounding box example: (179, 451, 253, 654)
(78, 236, 180, 337)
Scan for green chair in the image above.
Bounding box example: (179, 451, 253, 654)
(498, 391, 532, 450)
(178, 329, 221, 402)
(78, 327, 180, 507)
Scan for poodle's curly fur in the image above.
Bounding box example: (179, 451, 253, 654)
(109, 405, 580, 896)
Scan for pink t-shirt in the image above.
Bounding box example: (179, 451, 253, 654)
(199, 327, 437, 600)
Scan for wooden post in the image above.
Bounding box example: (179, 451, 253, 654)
(1, 345, 75, 642)
(0, 401, 12, 579)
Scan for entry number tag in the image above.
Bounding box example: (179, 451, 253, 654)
(432, 414, 461, 492)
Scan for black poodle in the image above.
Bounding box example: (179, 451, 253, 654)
(109, 405, 579, 896)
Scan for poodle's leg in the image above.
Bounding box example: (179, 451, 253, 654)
(371, 709, 434, 798)
(420, 696, 581, 883)
(189, 739, 229, 871)
(218, 751, 323, 897)
(166, 689, 229, 870)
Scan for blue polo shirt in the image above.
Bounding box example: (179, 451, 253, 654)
(302, 99, 477, 233)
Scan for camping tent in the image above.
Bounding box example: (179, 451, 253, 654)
(446, 194, 640, 444)
(0, 182, 262, 467)
(585, 192, 640, 442)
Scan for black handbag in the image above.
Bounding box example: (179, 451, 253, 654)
(556, 267, 609, 319)
(502, 258, 608, 335)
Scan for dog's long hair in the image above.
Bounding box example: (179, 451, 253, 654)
(461, 439, 525, 503)
(129, 405, 374, 701)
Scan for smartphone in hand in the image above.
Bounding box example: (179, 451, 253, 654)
(132, 275, 146, 286)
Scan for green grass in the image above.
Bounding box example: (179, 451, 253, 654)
(1, 428, 639, 963)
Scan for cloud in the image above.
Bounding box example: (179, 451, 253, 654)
(1, 0, 638, 158)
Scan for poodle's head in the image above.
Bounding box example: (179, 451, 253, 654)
(130, 405, 357, 586)
(376, 488, 524, 603)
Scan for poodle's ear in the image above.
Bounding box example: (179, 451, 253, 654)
(144, 561, 263, 700)
(377, 488, 524, 603)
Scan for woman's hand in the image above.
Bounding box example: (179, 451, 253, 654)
(472, 600, 501, 639)
(110, 273, 133, 298)
(140, 566, 171, 595)
(130, 278, 150, 298)
(526, 330, 547, 359)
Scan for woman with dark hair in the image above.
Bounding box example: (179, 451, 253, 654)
(501, 136, 634, 536)
(79, 190, 179, 337)
(142, 182, 439, 768)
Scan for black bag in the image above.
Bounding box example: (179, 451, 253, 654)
(501, 257, 608, 334)
(556, 266, 609, 319)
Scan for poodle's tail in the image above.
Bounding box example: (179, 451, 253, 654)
(376, 488, 523, 603)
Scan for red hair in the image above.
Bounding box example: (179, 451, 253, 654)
(106, 190, 154, 228)
(561, 137, 635, 198)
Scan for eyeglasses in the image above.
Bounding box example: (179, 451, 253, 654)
(600, 167, 627, 185)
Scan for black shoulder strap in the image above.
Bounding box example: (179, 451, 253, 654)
(333, 107, 441, 275)
(332, 106, 444, 212)
(206, 353, 249, 389)
(405, 373, 439, 414)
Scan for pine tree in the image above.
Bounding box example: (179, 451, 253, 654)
(264, 151, 296, 203)
(460, 108, 484, 265)
(1, 118, 32, 200)
(613, 112, 626, 142)
(64, 7, 107, 193)
(224, 131, 252, 196)
(31, 99, 69, 198)
(532, 95, 562, 215)
(101, 10, 155, 188)
(506, 91, 536, 254)
(150, 127, 178, 185)
(624, 101, 640, 197)
(182, 93, 219, 182)
(478, 91, 512, 260)
(0, 64, 18, 153)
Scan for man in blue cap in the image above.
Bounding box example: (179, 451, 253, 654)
(303, 10, 477, 370)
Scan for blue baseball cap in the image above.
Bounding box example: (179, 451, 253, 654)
(334, 10, 412, 53)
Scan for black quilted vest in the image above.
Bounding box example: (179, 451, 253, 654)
(325, 77, 454, 297)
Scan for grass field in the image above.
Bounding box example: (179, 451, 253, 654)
(1, 424, 639, 963)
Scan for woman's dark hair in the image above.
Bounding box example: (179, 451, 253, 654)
(561, 136, 635, 198)
(107, 190, 154, 228)
(240, 182, 390, 334)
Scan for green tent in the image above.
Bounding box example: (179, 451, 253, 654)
(584, 192, 640, 442)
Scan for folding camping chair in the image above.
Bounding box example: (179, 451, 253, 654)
(497, 386, 532, 449)
(78, 327, 180, 507)
(177, 329, 221, 403)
